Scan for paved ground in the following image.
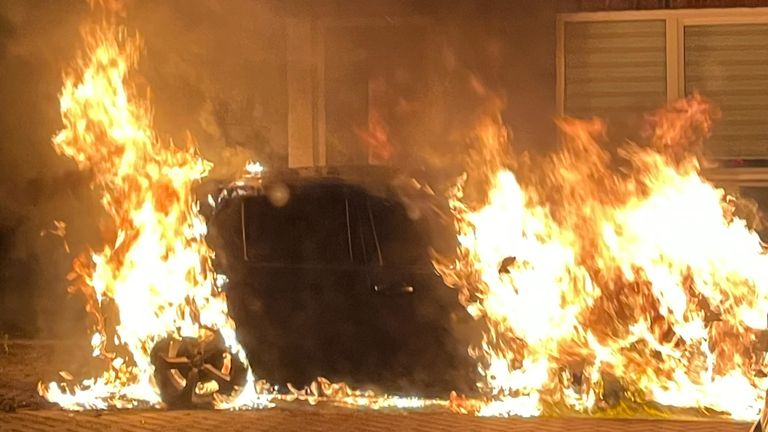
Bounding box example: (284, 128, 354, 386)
(0, 340, 755, 431)
(0, 409, 754, 432)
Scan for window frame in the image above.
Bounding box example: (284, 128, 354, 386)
(238, 186, 357, 268)
(360, 194, 432, 270)
(557, 7, 768, 185)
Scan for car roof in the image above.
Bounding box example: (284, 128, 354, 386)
(248, 165, 397, 189)
(208, 165, 458, 256)
(218, 165, 430, 200)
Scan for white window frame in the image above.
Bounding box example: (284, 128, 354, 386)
(557, 7, 768, 116)
(557, 7, 768, 186)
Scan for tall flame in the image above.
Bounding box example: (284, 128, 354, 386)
(39, 18, 269, 409)
(436, 96, 768, 420)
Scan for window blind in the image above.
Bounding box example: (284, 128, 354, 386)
(685, 23, 768, 159)
(564, 20, 668, 119)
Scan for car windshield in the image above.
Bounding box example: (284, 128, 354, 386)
(242, 183, 352, 265)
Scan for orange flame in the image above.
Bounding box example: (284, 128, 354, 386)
(435, 95, 768, 420)
(38, 17, 269, 409)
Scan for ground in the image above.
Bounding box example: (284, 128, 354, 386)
(0, 340, 754, 431)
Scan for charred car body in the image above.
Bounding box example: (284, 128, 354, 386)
(168, 166, 482, 402)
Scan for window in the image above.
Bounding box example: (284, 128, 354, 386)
(684, 23, 768, 158)
(564, 20, 667, 119)
(242, 185, 352, 265)
(559, 9, 768, 161)
(364, 197, 429, 268)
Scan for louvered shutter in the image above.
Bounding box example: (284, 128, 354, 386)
(564, 20, 667, 119)
(684, 24, 768, 159)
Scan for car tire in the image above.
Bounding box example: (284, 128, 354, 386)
(150, 331, 247, 408)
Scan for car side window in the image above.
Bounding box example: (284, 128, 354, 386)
(365, 196, 429, 268)
(242, 184, 352, 265)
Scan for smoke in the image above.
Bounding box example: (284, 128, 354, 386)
(317, 0, 557, 193)
(122, 0, 288, 176)
(0, 1, 90, 338)
(0, 0, 558, 343)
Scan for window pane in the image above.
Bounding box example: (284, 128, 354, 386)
(564, 20, 667, 119)
(243, 185, 351, 265)
(368, 198, 429, 267)
(685, 24, 768, 159)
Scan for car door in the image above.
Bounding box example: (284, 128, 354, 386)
(231, 182, 372, 387)
(353, 192, 464, 388)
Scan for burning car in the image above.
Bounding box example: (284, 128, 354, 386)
(185, 166, 482, 402)
(38, 2, 768, 418)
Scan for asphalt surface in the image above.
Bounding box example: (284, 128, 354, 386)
(0, 340, 755, 431)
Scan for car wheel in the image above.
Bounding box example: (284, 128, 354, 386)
(150, 331, 247, 408)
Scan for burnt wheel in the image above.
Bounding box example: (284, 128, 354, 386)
(150, 331, 247, 408)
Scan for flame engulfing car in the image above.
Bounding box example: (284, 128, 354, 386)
(753, 390, 768, 432)
(187, 166, 482, 400)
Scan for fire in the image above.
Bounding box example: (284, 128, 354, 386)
(38, 15, 269, 410)
(435, 96, 768, 420)
(40, 3, 768, 420)
(279, 377, 444, 410)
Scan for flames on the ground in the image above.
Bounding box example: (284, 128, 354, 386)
(277, 377, 442, 410)
(435, 96, 768, 420)
(37, 18, 269, 410)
